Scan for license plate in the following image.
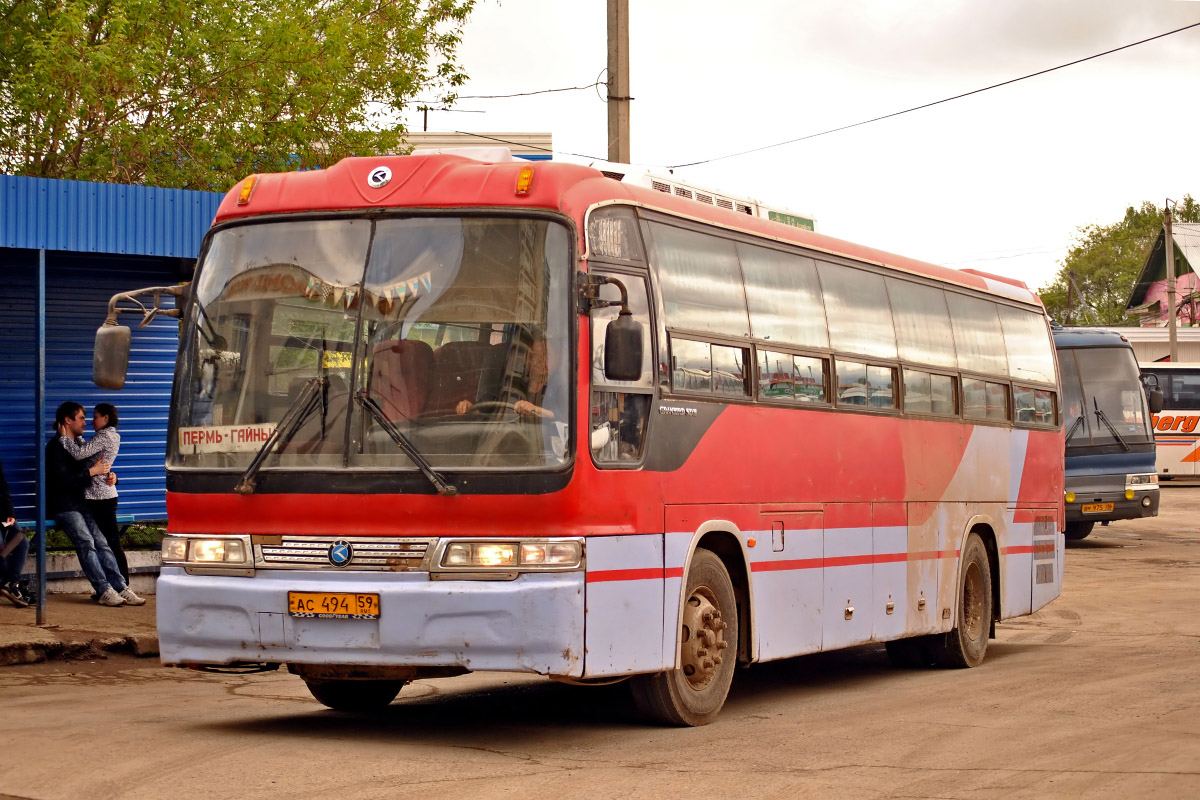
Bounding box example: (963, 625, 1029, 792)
(288, 591, 380, 620)
(1081, 502, 1114, 513)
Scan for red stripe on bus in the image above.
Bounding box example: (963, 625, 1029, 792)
(587, 568, 666, 583)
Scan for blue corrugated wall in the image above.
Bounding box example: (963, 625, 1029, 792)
(0, 176, 223, 523)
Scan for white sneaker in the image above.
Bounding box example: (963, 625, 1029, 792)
(97, 588, 126, 606)
(118, 587, 146, 606)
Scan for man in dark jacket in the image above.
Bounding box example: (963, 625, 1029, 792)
(1, 455, 32, 607)
(47, 401, 144, 607)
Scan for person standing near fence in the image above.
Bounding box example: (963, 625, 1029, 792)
(59, 403, 128, 584)
(47, 401, 144, 607)
(0, 456, 32, 608)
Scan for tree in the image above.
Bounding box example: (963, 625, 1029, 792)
(0, 0, 475, 191)
(1039, 196, 1200, 325)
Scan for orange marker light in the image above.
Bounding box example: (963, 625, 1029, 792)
(515, 165, 535, 195)
(237, 175, 258, 205)
(746, 537, 757, 548)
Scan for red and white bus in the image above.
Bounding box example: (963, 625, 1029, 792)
(98, 153, 1064, 725)
(1137, 363, 1200, 477)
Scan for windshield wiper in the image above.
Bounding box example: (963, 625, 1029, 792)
(355, 391, 458, 497)
(1064, 415, 1085, 442)
(234, 377, 326, 494)
(1093, 398, 1131, 452)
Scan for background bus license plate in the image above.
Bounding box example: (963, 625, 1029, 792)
(288, 592, 380, 619)
(1081, 503, 1114, 513)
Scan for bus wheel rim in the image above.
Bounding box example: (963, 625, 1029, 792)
(963, 561, 984, 640)
(680, 587, 728, 690)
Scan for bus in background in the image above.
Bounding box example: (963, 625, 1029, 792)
(1052, 327, 1161, 541)
(1136, 362, 1200, 479)
(95, 152, 1064, 726)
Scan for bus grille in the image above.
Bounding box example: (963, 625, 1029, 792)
(257, 536, 434, 571)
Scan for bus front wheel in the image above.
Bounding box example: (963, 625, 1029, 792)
(1064, 521, 1094, 541)
(630, 549, 738, 726)
(932, 532, 993, 668)
(304, 679, 406, 712)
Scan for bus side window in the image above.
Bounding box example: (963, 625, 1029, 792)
(591, 392, 651, 463)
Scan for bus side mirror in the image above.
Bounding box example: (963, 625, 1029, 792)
(1148, 388, 1164, 414)
(604, 312, 643, 382)
(94, 324, 132, 390)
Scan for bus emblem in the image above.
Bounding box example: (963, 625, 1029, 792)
(328, 541, 354, 567)
(367, 166, 392, 189)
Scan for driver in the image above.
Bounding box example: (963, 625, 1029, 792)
(456, 334, 556, 419)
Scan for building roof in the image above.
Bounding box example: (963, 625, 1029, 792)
(1125, 222, 1200, 312)
(0, 175, 222, 258)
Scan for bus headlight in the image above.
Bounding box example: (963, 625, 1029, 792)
(1126, 473, 1158, 490)
(439, 539, 583, 570)
(162, 535, 251, 565)
(1064, 491, 1076, 504)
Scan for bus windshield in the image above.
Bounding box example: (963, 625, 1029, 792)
(1059, 347, 1153, 448)
(171, 215, 572, 471)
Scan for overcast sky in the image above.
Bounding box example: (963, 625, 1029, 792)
(403, 0, 1200, 293)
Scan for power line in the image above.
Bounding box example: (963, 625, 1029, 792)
(667, 19, 1200, 169)
(415, 80, 604, 103)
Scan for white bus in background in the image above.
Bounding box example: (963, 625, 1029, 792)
(1137, 363, 1200, 478)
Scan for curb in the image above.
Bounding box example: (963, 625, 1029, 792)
(0, 633, 159, 666)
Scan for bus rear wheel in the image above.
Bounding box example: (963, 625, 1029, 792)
(304, 679, 406, 712)
(630, 549, 738, 726)
(932, 532, 993, 669)
(1064, 521, 1094, 541)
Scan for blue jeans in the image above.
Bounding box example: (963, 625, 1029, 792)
(1, 524, 29, 585)
(56, 510, 127, 595)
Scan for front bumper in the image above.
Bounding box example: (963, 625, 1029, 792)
(156, 567, 585, 677)
(1064, 489, 1159, 523)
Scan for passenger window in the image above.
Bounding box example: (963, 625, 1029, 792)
(931, 374, 957, 415)
(838, 360, 867, 406)
(837, 360, 896, 410)
(671, 337, 749, 397)
(903, 369, 932, 413)
(948, 294, 1008, 376)
(998, 306, 1056, 385)
(672, 338, 712, 393)
(963, 378, 1008, 421)
(819, 263, 898, 360)
(887, 278, 957, 368)
(1014, 385, 1056, 425)
(712, 344, 750, 397)
(738, 244, 829, 349)
(647, 222, 750, 337)
(759, 351, 828, 403)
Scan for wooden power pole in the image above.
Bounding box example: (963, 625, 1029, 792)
(607, 0, 630, 163)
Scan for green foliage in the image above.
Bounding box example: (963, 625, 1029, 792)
(1040, 196, 1200, 325)
(44, 522, 165, 552)
(0, 0, 475, 190)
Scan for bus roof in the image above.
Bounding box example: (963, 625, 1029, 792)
(214, 154, 1043, 308)
(1052, 326, 1137, 349)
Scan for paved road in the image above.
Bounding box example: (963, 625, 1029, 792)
(3, 490, 1199, 799)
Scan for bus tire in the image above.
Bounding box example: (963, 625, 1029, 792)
(1064, 521, 1094, 540)
(932, 532, 992, 669)
(630, 549, 738, 726)
(304, 679, 405, 712)
(885, 636, 935, 668)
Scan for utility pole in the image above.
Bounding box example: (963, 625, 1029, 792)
(607, 0, 631, 163)
(1166, 199, 1178, 362)
(1064, 269, 1075, 325)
